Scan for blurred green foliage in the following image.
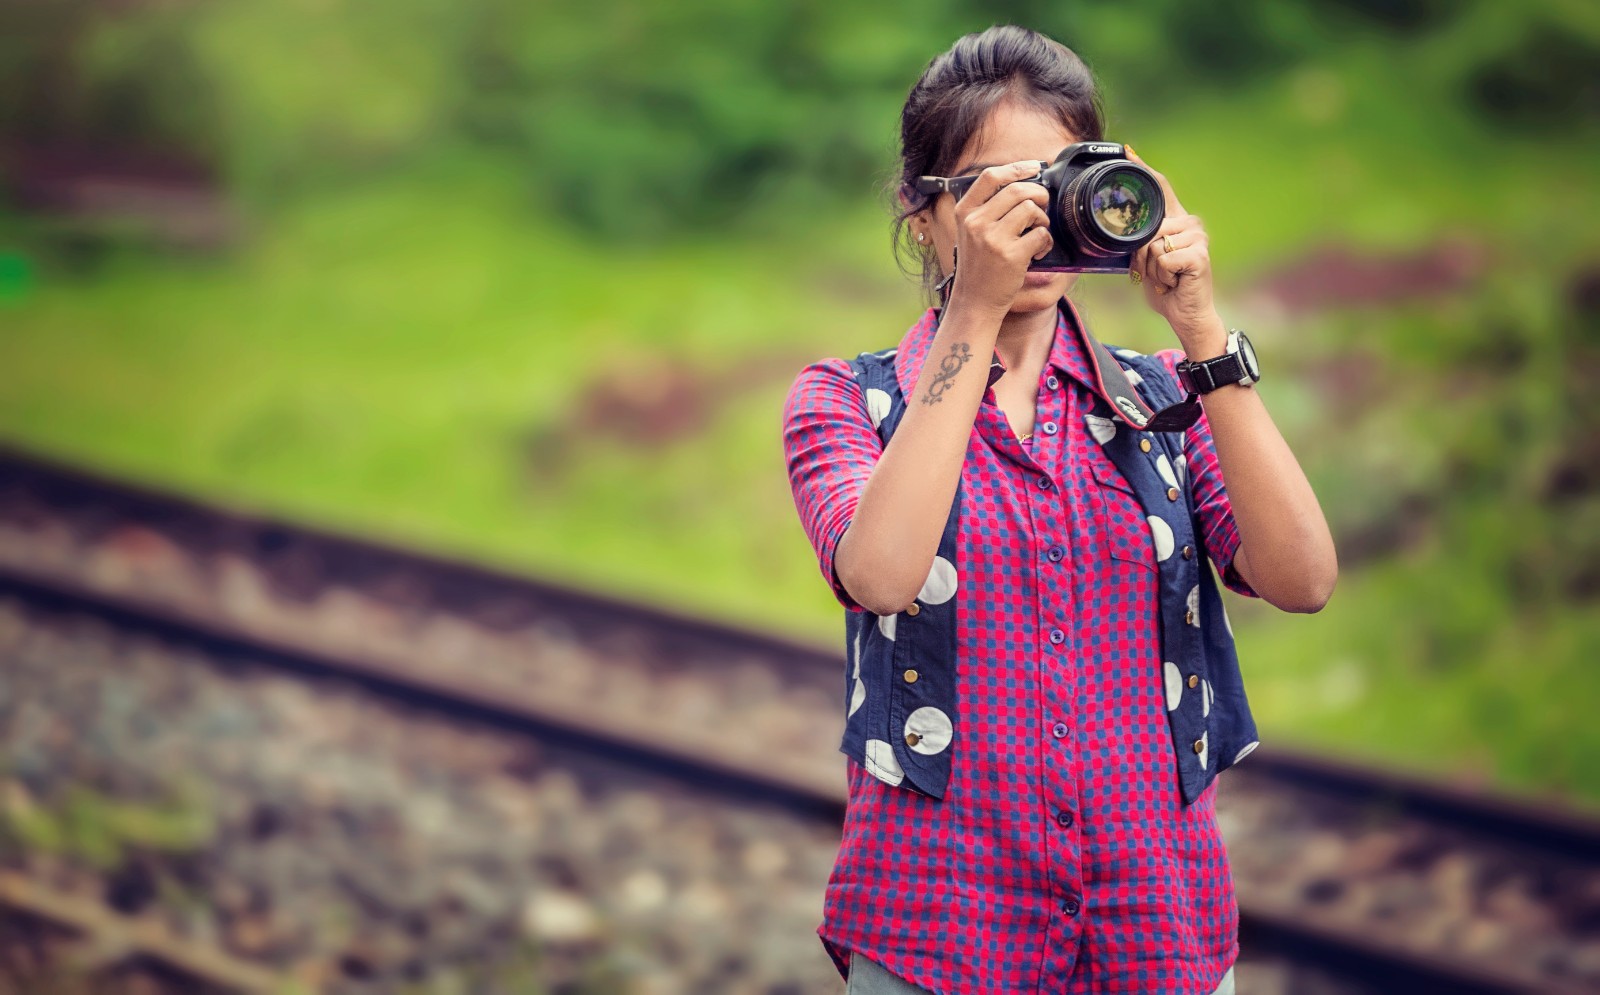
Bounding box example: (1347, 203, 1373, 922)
(0, 0, 1598, 804)
(5, 0, 1595, 237)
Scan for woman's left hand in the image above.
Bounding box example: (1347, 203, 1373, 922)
(1125, 147, 1223, 348)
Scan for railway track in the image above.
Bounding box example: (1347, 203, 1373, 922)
(0, 443, 1596, 993)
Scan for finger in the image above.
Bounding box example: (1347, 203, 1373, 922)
(1129, 241, 1152, 288)
(1155, 229, 1198, 258)
(1153, 245, 1207, 288)
(1026, 224, 1054, 261)
(1123, 146, 1186, 219)
(967, 179, 1050, 225)
(999, 199, 1051, 240)
(958, 159, 1046, 212)
(1141, 236, 1163, 289)
(1140, 217, 1190, 286)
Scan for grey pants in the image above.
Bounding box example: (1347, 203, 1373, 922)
(847, 951, 1237, 995)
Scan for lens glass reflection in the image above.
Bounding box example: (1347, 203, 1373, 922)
(1089, 170, 1158, 239)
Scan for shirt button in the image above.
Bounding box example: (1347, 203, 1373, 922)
(1139, 438, 1152, 452)
(1041, 421, 1058, 435)
(1167, 486, 1181, 501)
(1047, 545, 1065, 563)
(906, 601, 920, 616)
(1051, 722, 1068, 738)
(1056, 809, 1074, 828)
(1187, 674, 1199, 688)
(1182, 545, 1194, 560)
(1049, 628, 1065, 645)
(1062, 896, 1081, 917)
(1046, 375, 1060, 390)
(904, 669, 919, 683)
(1038, 474, 1054, 490)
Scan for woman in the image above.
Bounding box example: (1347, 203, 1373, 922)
(781, 25, 1336, 995)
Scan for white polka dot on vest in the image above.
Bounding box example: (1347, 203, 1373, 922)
(850, 677, 866, 717)
(1234, 740, 1259, 765)
(1163, 661, 1183, 712)
(1156, 453, 1178, 489)
(1197, 730, 1209, 769)
(1148, 515, 1175, 561)
(878, 612, 896, 641)
(865, 387, 892, 429)
(864, 739, 905, 785)
(1174, 453, 1187, 484)
(1186, 585, 1201, 627)
(905, 706, 954, 754)
(919, 556, 958, 605)
(1202, 679, 1212, 718)
(1085, 414, 1117, 444)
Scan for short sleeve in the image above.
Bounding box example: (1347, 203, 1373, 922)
(781, 358, 882, 613)
(1153, 349, 1260, 599)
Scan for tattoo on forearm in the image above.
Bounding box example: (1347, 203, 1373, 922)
(921, 342, 972, 405)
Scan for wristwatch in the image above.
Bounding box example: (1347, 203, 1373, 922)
(1175, 329, 1260, 394)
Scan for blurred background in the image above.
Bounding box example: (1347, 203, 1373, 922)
(0, 0, 1597, 992)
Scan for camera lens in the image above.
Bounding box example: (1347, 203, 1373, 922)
(1061, 162, 1163, 256)
(1090, 170, 1158, 238)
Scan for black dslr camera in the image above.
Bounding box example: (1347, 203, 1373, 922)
(915, 142, 1165, 274)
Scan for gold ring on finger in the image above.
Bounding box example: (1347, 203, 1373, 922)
(1162, 234, 1174, 254)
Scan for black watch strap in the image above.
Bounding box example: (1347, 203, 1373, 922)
(1178, 351, 1248, 394)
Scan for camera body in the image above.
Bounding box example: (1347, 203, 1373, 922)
(1027, 142, 1165, 273)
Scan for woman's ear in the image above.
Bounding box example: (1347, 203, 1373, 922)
(900, 190, 933, 241)
(898, 186, 933, 225)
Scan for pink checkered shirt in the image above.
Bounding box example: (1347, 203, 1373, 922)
(782, 304, 1259, 994)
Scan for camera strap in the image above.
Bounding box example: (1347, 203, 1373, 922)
(1064, 297, 1204, 433)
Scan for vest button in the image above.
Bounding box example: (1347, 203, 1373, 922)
(1167, 486, 1180, 501)
(904, 669, 918, 683)
(1139, 438, 1152, 452)
(1182, 545, 1194, 559)
(906, 731, 922, 747)
(1193, 738, 1205, 754)
(1185, 609, 1195, 625)
(905, 601, 920, 616)
(1187, 674, 1199, 688)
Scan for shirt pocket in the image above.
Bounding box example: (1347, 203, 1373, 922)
(1088, 457, 1158, 572)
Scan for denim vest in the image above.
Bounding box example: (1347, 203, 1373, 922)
(838, 310, 1260, 807)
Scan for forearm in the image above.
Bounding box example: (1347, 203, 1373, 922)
(1180, 321, 1338, 612)
(837, 302, 1002, 614)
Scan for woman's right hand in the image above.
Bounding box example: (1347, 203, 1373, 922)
(946, 159, 1055, 318)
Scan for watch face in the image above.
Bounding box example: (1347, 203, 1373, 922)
(1236, 332, 1259, 379)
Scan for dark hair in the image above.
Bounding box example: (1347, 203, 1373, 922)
(890, 25, 1106, 300)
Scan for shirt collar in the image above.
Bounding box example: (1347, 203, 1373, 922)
(893, 297, 1104, 402)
